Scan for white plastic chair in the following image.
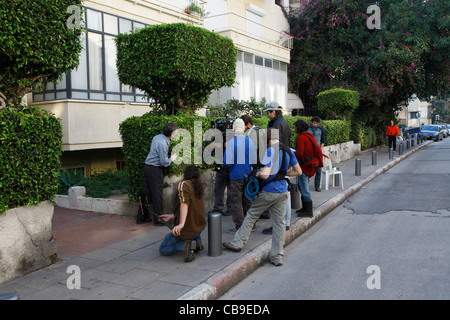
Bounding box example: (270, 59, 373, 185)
(320, 154, 344, 190)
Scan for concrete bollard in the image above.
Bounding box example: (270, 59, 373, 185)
(208, 212, 222, 257)
(372, 151, 377, 165)
(355, 159, 361, 176)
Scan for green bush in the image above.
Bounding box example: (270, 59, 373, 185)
(317, 88, 359, 121)
(119, 112, 213, 201)
(253, 116, 350, 147)
(0, 0, 83, 106)
(86, 169, 129, 198)
(116, 23, 237, 114)
(0, 107, 63, 213)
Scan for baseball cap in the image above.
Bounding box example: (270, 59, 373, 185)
(263, 101, 282, 112)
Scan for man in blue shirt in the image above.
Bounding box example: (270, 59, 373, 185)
(223, 128, 302, 266)
(140, 122, 178, 225)
(223, 119, 257, 232)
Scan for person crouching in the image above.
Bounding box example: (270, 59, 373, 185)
(158, 165, 206, 262)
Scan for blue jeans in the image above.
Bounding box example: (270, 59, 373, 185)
(159, 233, 202, 256)
(297, 173, 312, 202)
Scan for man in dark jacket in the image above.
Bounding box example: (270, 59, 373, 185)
(265, 101, 291, 148)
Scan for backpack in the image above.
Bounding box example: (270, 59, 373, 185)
(244, 143, 291, 201)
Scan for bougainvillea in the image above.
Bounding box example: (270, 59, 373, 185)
(287, 0, 449, 127)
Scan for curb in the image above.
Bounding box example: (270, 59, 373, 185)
(178, 141, 432, 300)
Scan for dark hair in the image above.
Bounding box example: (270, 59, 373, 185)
(294, 119, 309, 133)
(240, 115, 253, 126)
(311, 116, 321, 123)
(163, 122, 177, 137)
(183, 165, 204, 198)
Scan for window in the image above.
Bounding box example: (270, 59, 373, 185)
(33, 8, 148, 103)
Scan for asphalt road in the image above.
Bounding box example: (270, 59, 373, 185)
(219, 137, 450, 300)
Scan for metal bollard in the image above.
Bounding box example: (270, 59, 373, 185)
(389, 148, 393, 159)
(355, 159, 361, 176)
(372, 151, 377, 165)
(290, 179, 300, 209)
(406, 140, 410, 149)
(208, 212, 222, 257)
(399, 143, 403, 155)
(411, 137, 415, 147)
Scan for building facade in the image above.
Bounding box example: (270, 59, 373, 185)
(30, 0, 292, 174)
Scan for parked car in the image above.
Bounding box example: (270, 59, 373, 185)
(421, 124, 444, 141)
(437, 123, 449, 138)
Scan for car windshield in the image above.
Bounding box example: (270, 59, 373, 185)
(422, 125, 438, 131)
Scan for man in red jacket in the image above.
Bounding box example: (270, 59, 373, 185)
(293, 120, 323, 218)
(386, 120, 400, 152)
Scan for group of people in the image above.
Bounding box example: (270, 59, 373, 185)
(140, 102, 326, 266)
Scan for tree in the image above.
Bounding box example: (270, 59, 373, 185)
(0, 0, 84, 108)
(115, 23, 237, 115)
(287, 0, 449, 129)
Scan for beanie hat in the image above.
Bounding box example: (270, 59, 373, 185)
(233, 118, 245, 134)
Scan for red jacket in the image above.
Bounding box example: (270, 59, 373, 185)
(386, 125, 399, 137)
(294, 132, 323, 177)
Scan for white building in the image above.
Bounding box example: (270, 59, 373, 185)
(29, 0, 293, 174)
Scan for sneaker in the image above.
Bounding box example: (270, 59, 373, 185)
(270, 260, 283, 267)
(262, 226, 289, 234)
(222, 242, 241, 252)
(194, 242, 204, 253)
(183, 240, 196, 262)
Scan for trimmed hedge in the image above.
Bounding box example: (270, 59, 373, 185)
(253, 116, 350, 147)
(317, 88, 359, 121)
(0, 107, 63, 213)
(120, 113, 351, 201)
(116, 23, 237, 114)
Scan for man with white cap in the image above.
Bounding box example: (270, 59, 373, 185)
(223, 118, 257, 232)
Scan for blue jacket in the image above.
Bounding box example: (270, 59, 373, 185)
(223, 136, 257, 180)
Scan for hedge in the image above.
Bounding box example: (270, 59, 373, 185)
(0, 107, 63, 214)
(317, 88, 359, 121)
(115, 23, 236, 114)
(120, 113, 351, 201)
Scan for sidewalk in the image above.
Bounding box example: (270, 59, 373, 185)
(0, 140, 431, 300)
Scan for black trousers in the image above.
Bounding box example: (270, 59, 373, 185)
(143, 164, 164, 216)
(388, 135, 397, 151)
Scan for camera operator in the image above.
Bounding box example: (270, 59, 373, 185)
(209, 119, 234, 216)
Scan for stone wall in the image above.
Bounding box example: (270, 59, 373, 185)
(0, 201, 57, 284)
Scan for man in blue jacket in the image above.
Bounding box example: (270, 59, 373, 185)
(223, 119, 257, 232)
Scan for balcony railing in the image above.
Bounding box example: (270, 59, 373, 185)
(204, 12, 292, 49)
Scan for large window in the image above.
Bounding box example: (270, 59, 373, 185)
(33, 8, 148, 103)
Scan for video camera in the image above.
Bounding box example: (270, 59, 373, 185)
(211, 118, 234, 133)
